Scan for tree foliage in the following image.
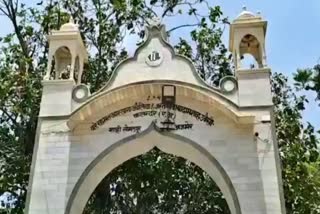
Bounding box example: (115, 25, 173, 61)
(294, 64, 320, 103)
(273, 72, 320, 213)
(0, 0, 319, 213)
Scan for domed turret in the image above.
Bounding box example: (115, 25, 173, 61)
(237, 10, 255, 19)
(228, 6, 272, 108)
(44, 15, 88, 83)
(60, 17, 79, 31)
(229, 6, 267, 69)
(234, 6, 263, 23)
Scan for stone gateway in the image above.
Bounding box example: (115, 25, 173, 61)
(26, 9, 286, 214)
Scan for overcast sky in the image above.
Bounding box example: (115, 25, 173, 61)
(1, 0, 319, 129)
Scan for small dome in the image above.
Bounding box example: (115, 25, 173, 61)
(60, 17, 79, 31)
(236, 6, 256, 19)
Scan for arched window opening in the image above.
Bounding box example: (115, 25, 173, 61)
(83, 148, 230, 214)
(239, 34, 262, 69)
(50, 46, 72, 80)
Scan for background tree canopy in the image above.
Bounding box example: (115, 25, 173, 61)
(84, 148, 230, 214)
(0, 0, 319, 213)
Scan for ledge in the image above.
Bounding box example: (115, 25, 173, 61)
(42, 79, 75, 86)
(236, 67, 271, 79)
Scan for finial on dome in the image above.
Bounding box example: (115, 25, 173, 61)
(242, 5, 247, 11)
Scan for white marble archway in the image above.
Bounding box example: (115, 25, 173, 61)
(65, 123, 241, 214)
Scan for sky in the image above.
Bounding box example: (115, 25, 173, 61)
(0, 0, 319, 129)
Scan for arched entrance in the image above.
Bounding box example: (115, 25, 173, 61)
(83, 147, 230, 213)
(65, 123, 242, 214)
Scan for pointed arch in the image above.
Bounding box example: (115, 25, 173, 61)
(239, 34, 263, 68)
(65, 123, 242, 214)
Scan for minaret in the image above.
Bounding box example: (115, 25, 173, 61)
(229, 7, 272, 107)
(40, 17, 88, 116)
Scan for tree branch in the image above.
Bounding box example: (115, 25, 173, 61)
(167, 23, 200, 33)
(1, 0, 31, 68)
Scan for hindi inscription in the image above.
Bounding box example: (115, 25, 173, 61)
(91, 102, 214, 131)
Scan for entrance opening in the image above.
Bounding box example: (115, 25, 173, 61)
(83, 147, 230, 214)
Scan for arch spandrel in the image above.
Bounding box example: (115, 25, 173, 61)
(67, 81, 255, 133)
(65, 123, 242, 214)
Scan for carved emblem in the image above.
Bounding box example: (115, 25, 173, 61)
(146, 50, 163, 67)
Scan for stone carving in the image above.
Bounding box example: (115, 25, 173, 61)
(146, 50, 163, 67)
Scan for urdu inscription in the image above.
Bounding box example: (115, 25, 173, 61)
(91, 102, 214, 131)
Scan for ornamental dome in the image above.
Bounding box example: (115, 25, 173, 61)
(236, 6, 256, 19)
(60, 17, 79, 31)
